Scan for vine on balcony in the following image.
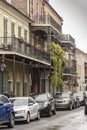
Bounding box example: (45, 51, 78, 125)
(50, 42, 65, 90)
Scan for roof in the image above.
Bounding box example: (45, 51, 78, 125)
(1, 0, 33, 23)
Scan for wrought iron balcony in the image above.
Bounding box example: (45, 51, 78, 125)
(62, 34, 75, 45)
(0, 37, 51, 64)
(63, 67, 76, 75)
(32, 15, 62, 32)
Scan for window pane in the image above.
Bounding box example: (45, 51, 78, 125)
(18, 26, 21, 38)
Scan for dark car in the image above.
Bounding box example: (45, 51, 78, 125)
(84, 91, 87, 114)
(76, 91, 85, 105)
(73, 93, 80, 108)
(31, 92, 56, 117)
(0, 94, 15, 128)
(84, 95, 87, 114)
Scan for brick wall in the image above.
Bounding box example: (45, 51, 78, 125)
(11, 0, 27, 15)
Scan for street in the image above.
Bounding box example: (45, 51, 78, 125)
(0, 106, 87, 130)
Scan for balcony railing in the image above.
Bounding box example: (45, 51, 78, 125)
(62, 34, 75, 44)
(0, 37, 50, 64)
(63, 67, 76, 75)
(32, 15, 62, 32)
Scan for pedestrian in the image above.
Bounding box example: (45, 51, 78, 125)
(3, 90, 10, 98)
(10, 91, 14, 97)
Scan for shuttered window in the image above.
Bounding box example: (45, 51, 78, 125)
(3, 17, 8, 44)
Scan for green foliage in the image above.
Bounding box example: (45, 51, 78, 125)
(50, 42, 65, 90)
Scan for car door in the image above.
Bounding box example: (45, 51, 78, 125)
(0, 101, 4, 122)
(0, 96, 10, 121)
(28, 97, 37, 119)
(31, 99, 38, 117)
(1, 96, 11, 120)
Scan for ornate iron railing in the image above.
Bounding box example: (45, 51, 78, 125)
(33, 15, 62, 32)
(0, 37, 50, 64)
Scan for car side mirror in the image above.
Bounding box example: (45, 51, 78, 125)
(0, 101, 4, 106)
(28, 103, 33, 106)
(71, 96, 73, 98)
(50, 97, 53, 100)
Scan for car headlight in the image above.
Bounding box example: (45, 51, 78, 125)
(43, 102, 49, 107)
(16, 110, 25, 114)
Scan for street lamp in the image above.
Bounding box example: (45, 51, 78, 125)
(0, 59, 6, 94)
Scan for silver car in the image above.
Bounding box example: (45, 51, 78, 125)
(54, 92, 75, 110)
(10, 97, 40, 123)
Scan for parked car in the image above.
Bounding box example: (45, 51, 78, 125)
(83, 91, 87, 104)
(84, 97, 87, 114)
(76, 91, 85, 105)
(31, 92, 56, 117)
(0, 94, 15, 128)
(10, 96, 40, 123)
(54, 91, 75, 110)
(73, 93, 80, 108)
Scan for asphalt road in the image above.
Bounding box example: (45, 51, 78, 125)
(0, 106, 86, 130)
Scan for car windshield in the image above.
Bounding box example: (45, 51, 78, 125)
(55, 93, 70, 98)
(76, 92, 83, 97)
(54, 93, 62, 98)
(10, 98, 28, 106)
(35, 94, 48, 101)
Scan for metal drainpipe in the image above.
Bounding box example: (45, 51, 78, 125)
(44, 65, 46, 92)
(38, 63, 40, 93)
(13, 55, 15, 96)
(49, 67, 51, 93)
(22, 58, 25, 96)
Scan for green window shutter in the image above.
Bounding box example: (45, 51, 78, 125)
(0, 72, 9, 93)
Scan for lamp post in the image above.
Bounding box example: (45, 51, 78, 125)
(0, 59, 6, 94)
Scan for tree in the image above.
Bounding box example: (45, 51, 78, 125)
(49, 42, 65, 91)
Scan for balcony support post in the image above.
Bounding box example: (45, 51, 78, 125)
(13, 55, 16, 96)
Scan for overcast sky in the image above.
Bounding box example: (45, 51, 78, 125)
(49, 0, 87, 53)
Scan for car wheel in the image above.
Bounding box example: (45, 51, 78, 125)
(7, 113, 15, 128)
(69, 103, 72, 110)
(52, 107, 56, 115)
(73, 102, 75, 109)
(25, 113, 30, 123)
(85, 107, 87, 115)
(36, 111, 40, 120)
(48, 107, 51, 117)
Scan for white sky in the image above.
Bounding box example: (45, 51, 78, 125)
(49, 0, 87, 53)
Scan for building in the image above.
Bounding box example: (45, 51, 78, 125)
(76, 48, 87, 91)
(11, 0, 63, 94)
(0, 0, 52, 96)
(1, 0, 85, 95)
(0, 0, 31, 96)
(61, 34, 76, 92)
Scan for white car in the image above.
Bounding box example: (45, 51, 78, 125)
(10, 97, 40, 123)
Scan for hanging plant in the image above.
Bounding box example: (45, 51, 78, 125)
(50, 42, 65, 90)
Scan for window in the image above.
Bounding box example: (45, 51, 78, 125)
(3, 17, 8, 44)
(24, 29, 27, 42)
(0, 96, 9, 103)
(18, 26, 22, 38)
(28, 97, 35, 105)
(11, 22, 15, 43)
(11, 22, 15, 37)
